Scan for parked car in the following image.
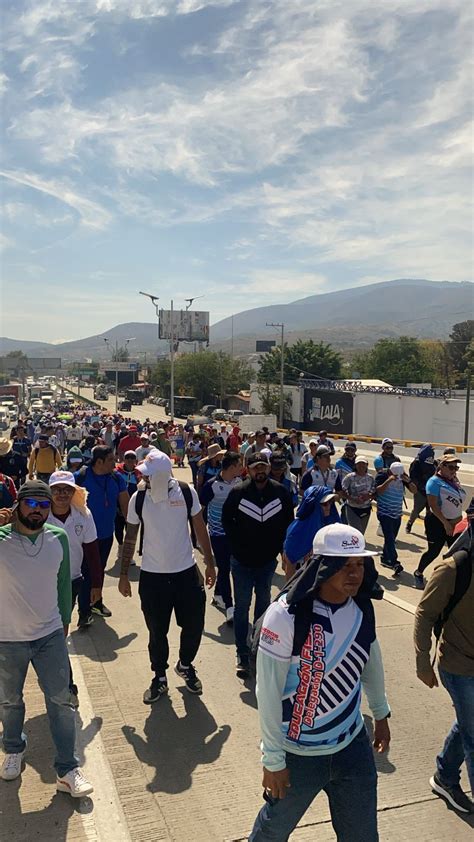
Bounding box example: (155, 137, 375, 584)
(227, 409, 245, 422)
(118, 399, 132, 412)
(212, 409, 227, 422)
(200, 404, 218, 417)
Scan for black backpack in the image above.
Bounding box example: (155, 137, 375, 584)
(135, 481, 197, 553)
(433, 549, 472, 641)
(75, 464, 121, 489)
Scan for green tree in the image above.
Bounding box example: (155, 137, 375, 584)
(257, 384, 293, 419)
(149, 351, 253, 405)
(351, 337, 433, 386)
(258, 339, 342, 384)
(111, 345, 130, 362)
(447, 321, 474, 385)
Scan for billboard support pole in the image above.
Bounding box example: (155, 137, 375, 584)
(170, 300, 175, 422)
(266, 321, 285, 427)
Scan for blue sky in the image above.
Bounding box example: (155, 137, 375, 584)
(1, 0, 472, 342)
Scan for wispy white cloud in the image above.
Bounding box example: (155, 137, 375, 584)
(0, 170, 112, 229)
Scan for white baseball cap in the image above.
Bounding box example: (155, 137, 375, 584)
(137, 449, 172, 477)
(389, 461, 405, 476)
(313, 523, 378, 557)
(49, 470, 76, 488)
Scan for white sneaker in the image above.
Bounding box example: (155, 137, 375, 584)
(1, 751, 25, 781)
(57, 767, 94, 797)
(212, 594, 226, 610)
(226, 606, 234, 624)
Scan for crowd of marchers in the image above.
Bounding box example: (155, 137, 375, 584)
(0, 405, 472, 837)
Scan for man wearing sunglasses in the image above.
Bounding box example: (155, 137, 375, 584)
(0, 480, 93, 797)
(413, 455, 466, 589)
(373, 438, 400, 473)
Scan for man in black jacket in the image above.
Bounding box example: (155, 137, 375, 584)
(222, 452, 294, 677)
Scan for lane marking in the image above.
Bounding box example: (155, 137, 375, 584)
(382, 592, 416, 615)
(69, 642, 132, 842)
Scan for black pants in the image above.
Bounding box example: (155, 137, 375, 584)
(115, 512, 126, 545)
(418, 512, 456, 574)
(139, 566, 206, 676)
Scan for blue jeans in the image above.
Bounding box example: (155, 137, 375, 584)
(231, 557, 277, 657)
(249, 728, 378, 841)
(377, 514, 401, 566)
(212, 534, 233, 608)
(78, 534, 113, 616)
(437, 669, 474, 793)
(0, 629, 78, 776)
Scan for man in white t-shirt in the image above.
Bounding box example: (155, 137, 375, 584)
(118, 450, 216, 702)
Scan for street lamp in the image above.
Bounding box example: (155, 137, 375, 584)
(184, 295, 204, 311)
(103, 337, 134, 413)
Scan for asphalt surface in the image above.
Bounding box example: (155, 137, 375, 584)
(2, 452, 473, 840)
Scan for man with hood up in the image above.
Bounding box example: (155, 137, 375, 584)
(283, 485, 340, 579)
(414, 498, 473, 814)
(406, 444, 436, 534)
(249, 523, 390, 841)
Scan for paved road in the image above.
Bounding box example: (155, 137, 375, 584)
(2, 460, 473, 841)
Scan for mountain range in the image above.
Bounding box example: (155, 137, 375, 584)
(1, 279, 472, 362)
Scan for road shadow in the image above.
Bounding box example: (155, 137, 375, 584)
(363, 715, 396, 774)
(202, 615, 235, 647)
(122, 689, 231, 794)
(376, 570, 415, 592)
(105, 557, 141, 581)
(70, 621, 137, 663)
(239, 675, 257, 710)
(0, 711, 98, 840)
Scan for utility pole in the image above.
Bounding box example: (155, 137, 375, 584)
(170, 299, 175, 422)
(266, 322, 285, 427)
(231, 314, 234, 359)
(104, 337, 134, 413)
(464, 365, 471, 452)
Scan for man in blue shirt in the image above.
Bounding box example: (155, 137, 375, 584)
(375, 462, 416, 576)
(74, 445, 129, 626)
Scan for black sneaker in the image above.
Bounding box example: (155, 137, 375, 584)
(91, 601, 112, 618)
(405, 522, 412, 534)
(143, 677, 168, 704)
(77, 613, 94, 629)
(380, 560, 395, 571)
(236, 655, 250, 678)
(174, 661, 202, 694)
(414, 570, 425, 590)
(69, 684, 79, 709)
(393, 563, 404, 577)
(430, 774, 474, 814)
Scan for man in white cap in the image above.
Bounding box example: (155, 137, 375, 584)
(0, 480, 93, 797)
(375, 461, 416, 576)
(118, 450, 216, 701)
(48, 471, 102, 703)
(249, 523, 390, 841)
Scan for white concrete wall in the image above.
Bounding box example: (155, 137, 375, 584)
(249, 383, 302, 421)
(353, 393, 473, 445)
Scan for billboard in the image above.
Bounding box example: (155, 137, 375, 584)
(0, 357, 62, 370)
(303, 388, 354, 434)
(99, 362, 139, 372)
(256, 340, 276, 353)
(159, 309, 209, 343)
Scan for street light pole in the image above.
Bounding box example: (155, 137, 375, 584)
(266, 322, 285, 427)
(464, 365, 471, 453)
(170, 299, 175, 423)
